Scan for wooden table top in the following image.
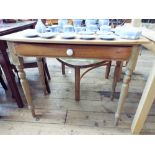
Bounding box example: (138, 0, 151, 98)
(0, 21, 36, 36)
(141, 27, 155, 42)
(140, 28, 155, 54)
(0, 29, 149, 46)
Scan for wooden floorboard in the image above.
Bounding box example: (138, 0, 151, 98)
(0, 48, 155, 134)
(0, 120, 131, 135)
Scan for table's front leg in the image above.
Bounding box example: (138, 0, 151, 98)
(7, 42, 37, 118)
(17, 57, 36, 118)
(115, 45, 140, 125)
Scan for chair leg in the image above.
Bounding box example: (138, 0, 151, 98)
(42, 59, 51, 94)
(0, 72, 8, 90)
(105, 61, 112, 79)
(11, 64, 21, 83)
(75, 67, 80, 101)
(42, 58, 51, 80)
(44, 72, 51, 94)
(1, 62, 24, 108)
(111, 61, 122, 101)
(62, 63, 65, 75)
(37, 58, 50, 95)
(0, 67, 2, 75)
(116, 61, 123, 82)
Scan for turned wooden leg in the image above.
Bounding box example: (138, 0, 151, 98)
(115, 46, 140, 125)
(111, 61, 122, 101)
(105, 61, 112, 79)
(37, 58, 49, 95)
(17, 57, 36, 118)
(62, 63, 65, 75)
(75, 67, 80, 101)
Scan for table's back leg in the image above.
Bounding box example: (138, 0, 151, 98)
(115, 45, 140, 125)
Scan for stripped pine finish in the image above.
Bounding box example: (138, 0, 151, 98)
(0, 48, 155, 134)
(0, 29, 149, 123)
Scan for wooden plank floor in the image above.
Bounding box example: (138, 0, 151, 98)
(0, 48, 155, 135)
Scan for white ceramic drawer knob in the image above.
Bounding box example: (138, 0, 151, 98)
(66, 49, 73, 56)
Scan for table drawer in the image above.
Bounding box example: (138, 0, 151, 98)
(14, 43, 132, 60)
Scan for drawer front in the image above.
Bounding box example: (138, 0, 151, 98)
(14, 43, 132, 60)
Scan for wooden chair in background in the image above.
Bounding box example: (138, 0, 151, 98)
(11, 57, 51, 95)
(56, 19, 123, 101)
(57, 58, 117, 101)
(0, 56, 51, 96)
(0, 20, 51, 108)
